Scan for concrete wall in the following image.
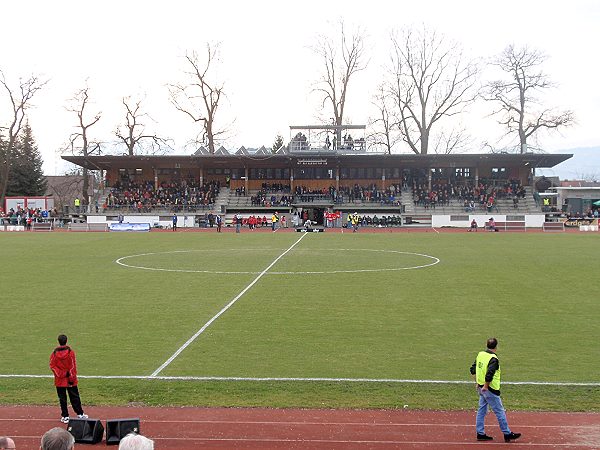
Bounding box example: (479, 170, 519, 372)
(431, 214, 545, 228)
(86, 215, 195, 228)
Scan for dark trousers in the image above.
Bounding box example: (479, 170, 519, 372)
(56, 386, 84, 417)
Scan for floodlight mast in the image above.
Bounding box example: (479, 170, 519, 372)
(289, 124, 366, 153)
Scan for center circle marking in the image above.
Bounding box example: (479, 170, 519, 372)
(115, 248, 440, 274)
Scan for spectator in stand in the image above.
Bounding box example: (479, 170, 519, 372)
(40, 427, 74, 450)
(0, 436, 15, 450)
(118, 433, 154, 450)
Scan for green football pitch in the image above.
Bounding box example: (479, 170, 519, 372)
(1, 230, 599, 410)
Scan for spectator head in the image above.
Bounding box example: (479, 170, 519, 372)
(118, 433, 154, 450)
(40, 427, 74, 450)
(0, 436, 16, 450)
(57, 335, 68, 346)
(486, 337, 498, 350)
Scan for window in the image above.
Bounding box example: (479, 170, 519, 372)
(491, 167, 507, 179)
(384, 168, 401, 179)
(274, 168, 290, 179)
(230, 168, 245, 179)
(455, 168, 471, 178)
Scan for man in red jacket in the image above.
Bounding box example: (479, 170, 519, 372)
(49, 334, 88, 423)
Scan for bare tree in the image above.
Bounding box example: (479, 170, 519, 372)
(367, 83, 399, 154)
(312, 21, 368, 143)
(485, 44, 574, 153)
(574, 171, 600, 183)
(388, 26, 479, 155)
(46, 170, 89, 211)
(0, 70, 46, 205)
(115, 96, 171, 155)
(431, 126, 471, 154)
(65, 86, 102, 204)
(169, 44, 227, 154)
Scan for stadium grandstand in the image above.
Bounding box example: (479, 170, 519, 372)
(59, 124, 575, 231)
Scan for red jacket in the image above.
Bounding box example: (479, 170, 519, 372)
(49, 346, 78, 387)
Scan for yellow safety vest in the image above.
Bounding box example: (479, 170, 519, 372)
(475, 351, 501, 391)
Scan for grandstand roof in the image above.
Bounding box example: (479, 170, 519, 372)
(62, 152, 572, 171)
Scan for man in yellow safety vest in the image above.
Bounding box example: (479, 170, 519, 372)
(469, 338, 521, 443)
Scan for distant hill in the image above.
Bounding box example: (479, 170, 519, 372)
(537, 147, 600, 181)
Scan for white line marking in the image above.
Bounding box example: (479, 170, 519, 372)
(2, 374, 599, 386)
(2, 417, 596, 429)
(432, 227, 440, 234)
(116, 248, 440, 274)
(109, 437, 600, 447)
(149, 233, 309, 377)
(8, 434, 596, 446)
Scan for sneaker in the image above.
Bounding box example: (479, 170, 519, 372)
(60, 417, 70, 423)
(476, 433, 493, 441)
(504, 432, 522, 442)
(78, 414, 88, 419)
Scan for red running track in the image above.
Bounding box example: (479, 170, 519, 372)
(1, 406, 599, 449)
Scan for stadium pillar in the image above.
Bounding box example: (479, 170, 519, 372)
(335, 167, 339, 191)
(475, 166, 479, 186)
(245, 167, 249, 192)
(428, 169, 432, 191)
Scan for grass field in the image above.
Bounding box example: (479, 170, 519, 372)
(1, 230, 599, 411)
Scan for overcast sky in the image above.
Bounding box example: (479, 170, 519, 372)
(1, 0, 598, 175)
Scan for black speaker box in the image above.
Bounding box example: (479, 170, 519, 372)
(67, 418, 104, 444)
(105, 418, 141, 445)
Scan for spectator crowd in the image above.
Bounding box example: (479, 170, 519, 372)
(412, 178, 526, 212)
(0, 206, 58, 228)
(105, 179, 220, 212)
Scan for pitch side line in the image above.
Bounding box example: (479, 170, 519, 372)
(150, 233, 309, 377)
(1, 374, 599, 386)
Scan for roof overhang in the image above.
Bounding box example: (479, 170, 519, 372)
(61, 153, 573, 171)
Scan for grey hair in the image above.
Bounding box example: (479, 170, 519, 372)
(118, 433, 154, 450)
(40, 427, 75, 450)
(0, 436, 15, 448)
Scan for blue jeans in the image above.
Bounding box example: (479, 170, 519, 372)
(476, 387, 511, 435)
